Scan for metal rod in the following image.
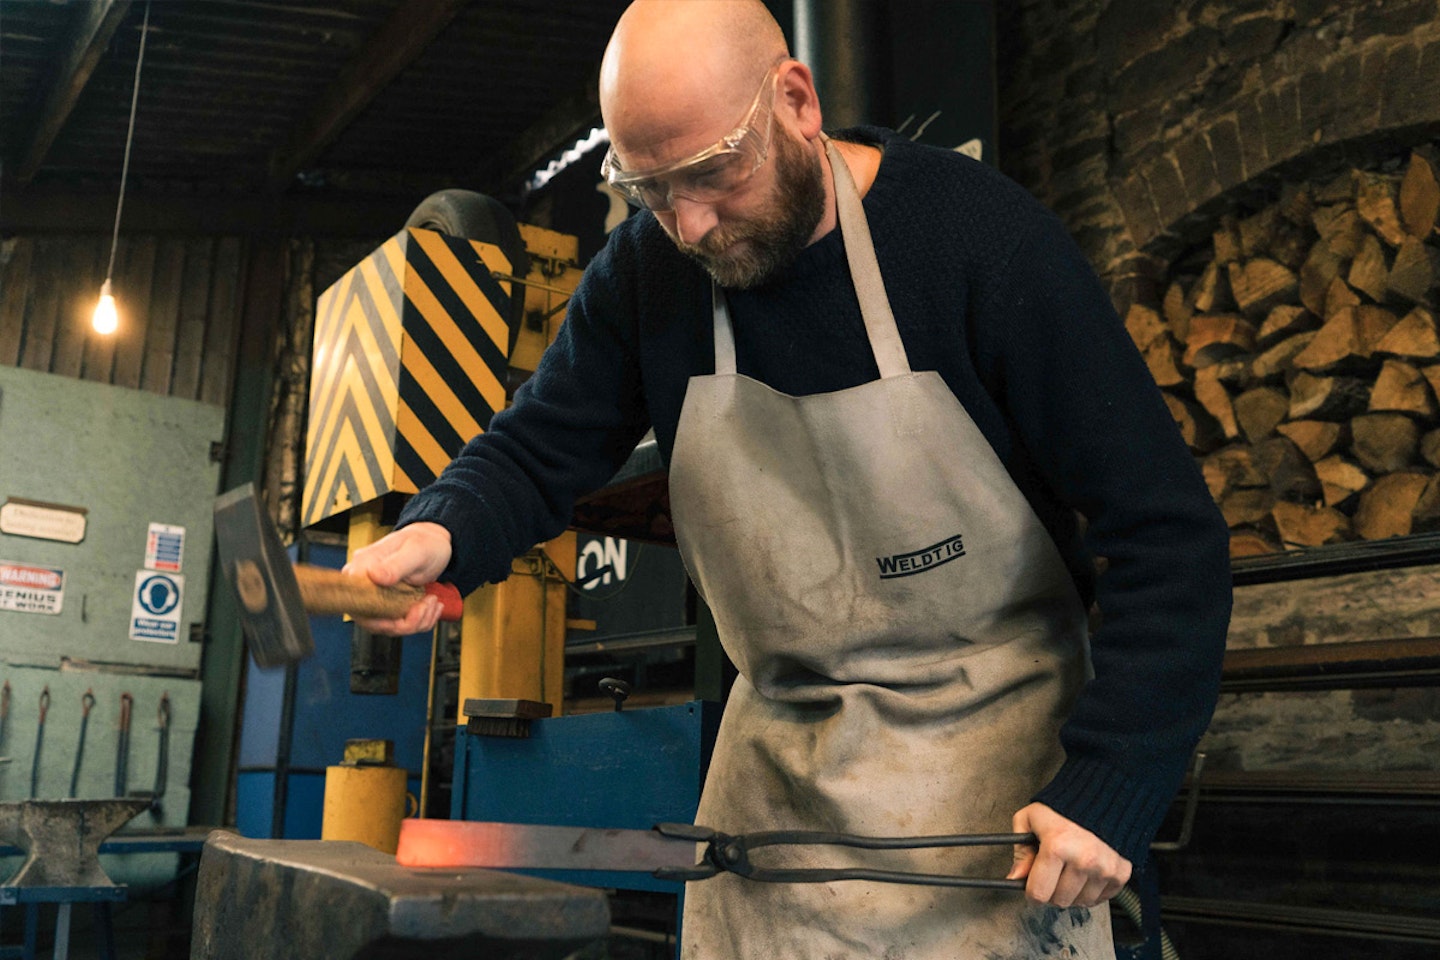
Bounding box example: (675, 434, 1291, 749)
(69, 689, 96, 798)
(30, 687, 49, 798)
(489, 272, 575, 297)
(419, 625, 440, 818)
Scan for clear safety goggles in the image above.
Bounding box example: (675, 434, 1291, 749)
(601, 62, 784, 212)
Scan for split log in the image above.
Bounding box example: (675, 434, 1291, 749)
(1212, 217, 1243, 265)
(1183, 314, 1256, 367)
(1272, 501, 1352, 547)
(1276, 420, 1346, 462)
(1413, 475, 1440, 533)
(1422, 428, 1440, 469)
(1221, 487, 1276, 527)
(1350, 412, 1419, 473)
(1400, 151, 1440, 240)
(1287, 371, 1370, 420)
(1373, 307, 1440, 360)
(1355, 172, 1408, 247)
(1194, 371, 1240, 443)
(1189, 260, 1235, 314)
(1314, 205, 1366, 259)
(1419, 364, 1440, 408)
(1252, 436, 1321, 502)
(1163, 394, 1221, 452)
(1251, 331, 1315, 380)
(1280, 183, 1315, 229)
(1354, 471, 1430, 540)
(1272, 220, 1312, 271)
(1257, 304, 1317, 347)
(1228, 258, 1300, 317)
(1163, 281, 1193, 342)
(1293, 305, 1401, 372)
(1315, 171, 1355, 204)
(1202, 445, 1269, 499)
(1314, 455, 1370, 509)
(1387, 239, 1439, 305)
(1124, 303, 1168, 351)
(1230, 529, 1282, 557)
(1300, 243, 1346, 315)
(1347, 234, 1390, 301)
(1324, 276, 1361, 319)
(1239, 205, 1280, 259)
(1292, 307, 1365, 372)
(1368, 360, 1438, 417)
(1234, 386, 1289, 442)
(1356, 304, 1403, 352)
(1142, 337, 1187, 388)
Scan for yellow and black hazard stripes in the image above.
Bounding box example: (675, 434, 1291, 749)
(302, 227, 517, 526)
(392, 229, 511, 492)
(303, 236, 405, 526)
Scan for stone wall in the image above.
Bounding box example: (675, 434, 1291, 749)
(995, 0, 1440, 312)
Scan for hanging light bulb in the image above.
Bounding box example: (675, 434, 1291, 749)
(93, 0, 150, 338)
(92, 279, 119, 334)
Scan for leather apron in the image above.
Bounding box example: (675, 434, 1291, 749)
(669, 140, 1116, 960)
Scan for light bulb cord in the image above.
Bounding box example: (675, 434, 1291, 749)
(106, 0, 151, 283)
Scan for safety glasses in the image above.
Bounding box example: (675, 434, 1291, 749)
(602, 62, 785, 212)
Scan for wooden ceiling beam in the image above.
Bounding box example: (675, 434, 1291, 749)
(15, 0, 133, 184)
(267, 0, 470, 192)
(0, 187, 415, 239)
(472, 81, 602, 196)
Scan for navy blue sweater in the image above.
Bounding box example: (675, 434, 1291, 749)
(398, 128, 1232, 865)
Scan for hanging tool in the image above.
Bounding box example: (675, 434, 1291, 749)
(0, 679, 11, 768)
(150, 693, 170, 816)
(29, 687, 49, 798)
(397, 820, 1035, 889)
(115, 692, 133, 798)
(213, 483, 462, 668)
(68, 689, 97, 798)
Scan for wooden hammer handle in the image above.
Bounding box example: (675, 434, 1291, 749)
(293, 564, 462, 621)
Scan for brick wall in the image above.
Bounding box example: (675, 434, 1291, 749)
(996, 0, 1440, 312)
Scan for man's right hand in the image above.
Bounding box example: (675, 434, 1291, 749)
(343, 521, 455, 636)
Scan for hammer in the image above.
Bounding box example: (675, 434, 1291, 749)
(213, 483, 462, 668)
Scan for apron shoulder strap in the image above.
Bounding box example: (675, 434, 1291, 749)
(712, 281, 738, 376)
(825, 137, 912, 379)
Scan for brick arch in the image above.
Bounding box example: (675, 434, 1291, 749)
(1110, 29, 1440, 264)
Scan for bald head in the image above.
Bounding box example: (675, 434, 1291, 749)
(600, 0, 791, 168)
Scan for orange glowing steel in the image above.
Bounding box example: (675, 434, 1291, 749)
(396, 820, 524, 868)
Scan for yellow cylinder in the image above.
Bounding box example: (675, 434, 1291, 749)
(321, 764, 409, 854)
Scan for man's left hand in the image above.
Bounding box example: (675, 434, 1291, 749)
(1007, 802, 1131, 908)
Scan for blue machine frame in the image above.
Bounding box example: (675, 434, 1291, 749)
(451, 699, 721, 903)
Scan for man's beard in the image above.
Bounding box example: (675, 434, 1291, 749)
(674, 129, 826, 289)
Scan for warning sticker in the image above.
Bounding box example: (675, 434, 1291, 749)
(131, 571, 184, 643)
(145, 523, 185, 572)
(0, 561, 65, 615)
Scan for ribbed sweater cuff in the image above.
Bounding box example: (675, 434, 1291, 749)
(1031, 756, 1173, 869)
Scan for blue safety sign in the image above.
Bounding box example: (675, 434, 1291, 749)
(131, 571, 184, 643)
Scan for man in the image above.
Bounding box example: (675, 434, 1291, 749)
(347, 2, 1231, 957)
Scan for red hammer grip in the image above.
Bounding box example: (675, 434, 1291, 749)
(424, 581, 464, 622)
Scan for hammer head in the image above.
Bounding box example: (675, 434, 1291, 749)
(214, 483, 313, 668)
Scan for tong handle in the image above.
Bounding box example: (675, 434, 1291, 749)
(650, 824, 1037, 888)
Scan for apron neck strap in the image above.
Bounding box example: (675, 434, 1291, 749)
(824, 137, 911, 378)
(713, 280, 738, 375)
(709, 136, 913, 379)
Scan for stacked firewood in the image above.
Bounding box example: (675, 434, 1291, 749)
(1128, 149, 1440, 557)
